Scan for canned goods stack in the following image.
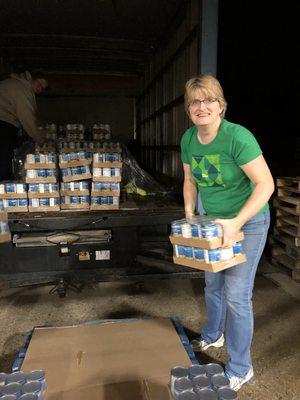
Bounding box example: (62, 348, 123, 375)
(91, 143, 122, 210)
(65, 123, 85, 141)
(92, 123, 111, 141)
(25, 153, 58, 184)
(0, 200, 11, 243)
(0, 182, 28, 213)
(60, 181, 90, 210)
(0, 369, 47, 399)
(28, 183, 60, 212)
(169, 364, 237, 399)
(170, 217, 246, 273)
(59, 151, 92, 182)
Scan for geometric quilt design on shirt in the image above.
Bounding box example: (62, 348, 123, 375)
(191, 154, 225, 187)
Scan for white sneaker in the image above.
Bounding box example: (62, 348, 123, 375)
(190, 333, 225, 352)
(226, 367, 255, 391)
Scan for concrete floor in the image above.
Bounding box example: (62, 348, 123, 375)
(0, 271, 299, 400)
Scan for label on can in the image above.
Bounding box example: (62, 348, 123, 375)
(18, 199, 27, 207)
(171, 222, 182, 236)
(194, 248, 204, 260)
(184, 246, 193, 258)
(201, 223, 219, 239)
(205, 249, 221, 263)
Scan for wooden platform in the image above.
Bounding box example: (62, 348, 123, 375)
(270, 177, 300, 281)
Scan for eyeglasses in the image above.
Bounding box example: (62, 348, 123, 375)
(188, 98, 218, 108)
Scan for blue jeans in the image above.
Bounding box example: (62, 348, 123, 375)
(200, 210, 270, 377)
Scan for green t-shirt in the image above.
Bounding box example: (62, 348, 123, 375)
(181, 119, 269, 218)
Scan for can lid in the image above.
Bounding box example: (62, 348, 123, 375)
(189, 364, 207, 377)
(22, 380, 42, 394)
(6, 371, 26, 384)
(211, 374, 230, 388)
(177, 391, 199, 400)
(217, 387, 238, 400)
(26, 370, 45, 382)
(192, 375, 210, 389)
(171, 366, 189, 378)
(1, 383, 22, 395)
(197, 388, 218, 399)
(0, 372, 7, 383)
(174, 377, 193, 392)
(205, 363, 224, 376)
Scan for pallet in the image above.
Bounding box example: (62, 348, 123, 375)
(273, 196, 300, 214)
(270, 231, 300, 258)
(271, 254, 300, 282)
(276, 176, 300, 190)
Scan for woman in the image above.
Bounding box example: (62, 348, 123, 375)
(181, 74, 274, 391)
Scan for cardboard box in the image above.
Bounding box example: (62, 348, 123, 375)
(25, 163, 57, 169)
(90, 204, 119, 211)
(26, 177, 57, 184)
(169, 231, 244, 250)
(91, 190, 120, 197)
(60, 190, 90, 196)
(173, 253, 247, 272)
(62, 173, 92, 183)
(21, 318, 191, 400)
(0, 193, 27, 199)
(28, 206, 60, 212)
(93, 162, 122, 168)
(6, 206, 28, 213)
(61, 203, 90, 210)
(59, 160, 91, 168)
(28, 192, 60, 199)
(92, 176, 121, 183)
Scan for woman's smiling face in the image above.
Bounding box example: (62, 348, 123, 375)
(188, 89, 223, 127)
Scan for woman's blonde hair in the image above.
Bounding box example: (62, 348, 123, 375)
(184, 74, 227, 118)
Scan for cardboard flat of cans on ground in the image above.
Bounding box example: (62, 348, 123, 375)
(169, 231, 244, 250)
(90, 204, 119, 211)
(21, 318, 190, 400)
(60, 203, 90, 210)
(91, 189, 120, 197)
(28, 205, 60, 213)
(26, 177, 57, 184)
(5, 205, 28, 213)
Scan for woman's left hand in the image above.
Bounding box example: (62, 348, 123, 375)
(214, 218, 243, 248)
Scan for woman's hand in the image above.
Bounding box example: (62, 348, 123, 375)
(213, 217, 243, 248)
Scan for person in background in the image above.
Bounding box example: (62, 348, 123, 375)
(181, 74, 274, 391)
(0, 71, 48, 180)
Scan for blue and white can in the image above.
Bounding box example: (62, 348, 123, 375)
(201, 223, 219, 239)
(80, 196, 89, 204)
(18, 199, 28, 207)
(191, 224, 201, 238)
(34, 153, 41, 163)
(5, 183, 16, 193)
(28, 184, 39, 192)
(80, 166, 89, 175)
(40, 198, 50, 207)
(111, 182, 119, 191)
(7, 199, 18, 207)
(100, 196, 109, 205)
(70, 196, 79, 204)
(29, 199, 39, 208)
(36, 169, 46, 178)
(184, 246, 194, 259)
(204, 249, 221, 263)
(49, 198, 59, 207)
(46, 169, 55, 177)
(233, 242, 243, 254)
(194, 248, 204, 260)
(25, 370, 46, 390)
(26, 170, 36, 179)
(0, 221, 9, 233)
(171, 222, 182, 236)
(16, 184, 26, 194)
(177, 245, 185, 257)
(219, 247, 234, 261)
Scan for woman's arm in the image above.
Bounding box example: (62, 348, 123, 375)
(215, 155, 274, 247)
(183, 162, 198, 220)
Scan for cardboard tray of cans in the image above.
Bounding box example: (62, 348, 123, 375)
(28, 205, 60, 212)
(62, 173, 92, 183)
(6, 206, 28, 213)
(173, 252, 247, 273)
(93, 176, 122, 183)
(25, 162, 56, 169)
(0, 192, 27, 199)
(61, 203, 90, 210)
(26, 177, 57, 184)
(100, 147, 122, 153)
(59, 159, 91, 168)
(91, 190, 120, 197)
(28, 192, 60, 199)
(93, 161, 122, 168)
(90, 204, 119, 210)
(60, 189, 90, 196)
(169, 231, 244, 250)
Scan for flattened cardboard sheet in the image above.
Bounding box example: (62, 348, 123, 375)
(21, 318, 191, 400)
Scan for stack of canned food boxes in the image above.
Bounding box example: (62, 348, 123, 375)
(0, 182, 28, 212)
(170, 364, 238, 399)
(0, 370, 46, 400)
(91, 142, 122, 210)
(25, 152, 59, 212)
(0, 199, 11, 243)
(170, 217, 246, 272)
(59, 150, 92, 210)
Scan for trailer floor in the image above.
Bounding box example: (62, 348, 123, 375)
(0, 269, 299, 399)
